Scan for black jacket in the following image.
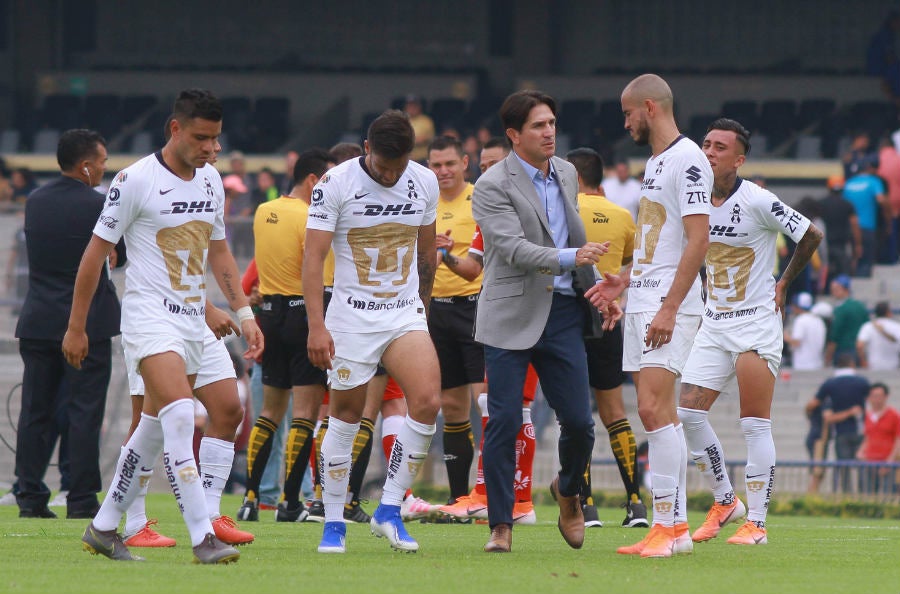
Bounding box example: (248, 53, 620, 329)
(15, 176, 123, 342)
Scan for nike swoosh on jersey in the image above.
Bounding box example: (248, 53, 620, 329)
(354, 191, 370, 199)
(159, 188, 175, 195)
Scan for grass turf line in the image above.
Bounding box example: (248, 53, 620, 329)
(0, 493, 897, 594)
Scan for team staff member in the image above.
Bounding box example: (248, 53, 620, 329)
(429, 135, 485, 506)
(15, 129, 124, 520)
(473, 90, 607, 553)
(237, 148, 335, 524)
(566, 148, 648, 529)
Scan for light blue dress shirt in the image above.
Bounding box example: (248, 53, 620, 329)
(514, 152, 578, 295)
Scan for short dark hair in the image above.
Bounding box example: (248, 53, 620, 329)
(870, 382, 890, 396)
(427, 135, 464, 157)
(499, 90, 557, 133)
(483, 136, 510, 151)
(875, 301, 890, 317)
(566, 147, 605, 187)
(835, 352, 856, 368)
(293, 148, 333, 185)
(367, 109, 415, 159)
(329, 142, 363, 164)
(707, 117, 751, 155)
(57, 129, 106, 172)
(173, 89, 223, 124)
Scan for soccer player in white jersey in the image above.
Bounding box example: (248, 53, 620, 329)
(63, 89, 263, 564)
(679, 118, 822, 545)
(122, 306, 254, 549)
(586, 74, 711, 558)
(304, 110, 441, 554)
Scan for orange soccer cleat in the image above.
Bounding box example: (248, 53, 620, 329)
(726, 521, 768, 545)
(212, 515, 255, 545)
(691, 499, 746, 542)
(123, 519, 176, 548)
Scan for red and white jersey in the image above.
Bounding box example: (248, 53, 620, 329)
(94, 152, 225, 339)
(306, 157, 438, 333)
(703, 178, 809, 326)
(469, 224, 484, 257)
(627, 136, 711, 315)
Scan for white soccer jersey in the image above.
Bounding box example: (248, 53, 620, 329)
(627, 136, 712, 315)
(306, 156, 438, 333)
(857, 318, 900, 370)
(703, 178, 810, 326)
(94, 152, 226, 340)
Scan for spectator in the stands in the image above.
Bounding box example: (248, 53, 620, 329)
(819, 175, 861, 282)
(254, 167, 279, 205)
(825, 275, 870, 366)
(602, 157, 640, 221)
(10, 167, 37, 205)
(856, 301, 900, 371)
(404, 95, 435, 163)
(843, 154, 887, 277)
(842, 132, 876, 179)
(877, 135, 900, 264)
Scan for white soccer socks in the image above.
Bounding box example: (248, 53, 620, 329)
(741, 417, 775, 524)
(199, 436, 235, 519)
(646, 424, 681, 527)
(321, 416, 358, 523)
(97, 413, 164, 533)
(679, 407, 736, 505)
(381, 415, 436, 506)
(158, 399, 213, 547)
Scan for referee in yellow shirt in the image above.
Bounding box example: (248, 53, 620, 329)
(238, 148, 334, 524)
(567, 148, 649, 529)
(428, 136, 485, 509)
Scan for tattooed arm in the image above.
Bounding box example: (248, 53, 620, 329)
(417, 221, 437, 316)
(775, 223, 824, 313)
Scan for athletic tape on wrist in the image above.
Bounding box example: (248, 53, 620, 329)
(236, 305, 255, 323)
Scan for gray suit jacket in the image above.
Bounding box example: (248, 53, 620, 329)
(472, 152, 595, 350)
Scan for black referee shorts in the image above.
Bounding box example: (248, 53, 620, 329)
(428, 295, 484, 390)
(586, 322, 626, 391)
(258, 293, 330, 389)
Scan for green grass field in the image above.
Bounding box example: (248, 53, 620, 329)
(2, 494, 898, 594)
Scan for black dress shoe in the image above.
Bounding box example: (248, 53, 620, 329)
(19, 506, 57, 518)
(67, 504, 100, 519)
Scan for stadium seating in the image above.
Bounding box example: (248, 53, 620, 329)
(84, 94, 123, 140)
(559, 98, 595, 148)
(40, 94, 82, 132)
(429, 97, 467, 133)
(32, 129, 61, 154)
(720, 100, 759, 133)
(253, 96, 290, 152)
(0, 129, 20, 154)
(759, 99, 797, 149)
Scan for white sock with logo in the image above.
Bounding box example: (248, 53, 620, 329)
(741, 417, 775, 525)
(381, 415, 436, 506)
(646, 424, 679, 527)
(95, 413, 163, 533)
(199, 436, 235, 519)
(679, 407, 735, 505)
(321, 416, 358, 523)
(159, 399, 212, 547)
(674, 423, 688, 525)
(123, 415, 165, 537)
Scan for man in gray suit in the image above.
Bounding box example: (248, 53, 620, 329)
(472, 90, 608, 553)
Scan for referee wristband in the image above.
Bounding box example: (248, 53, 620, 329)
(236, 305, 255, 323)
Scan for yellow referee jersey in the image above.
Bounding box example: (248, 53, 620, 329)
(433, 183, 482, 297)
(578, 192, 636, 276)
(253, 196, 334, 296)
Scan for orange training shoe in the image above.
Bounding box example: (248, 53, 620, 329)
(512, 501, 536, 525)
(726, 521, 768, 545)
(123, 519, 176, 548)
(617, 523, 665, 555)
(640, 524, 677, 558)
(437, 492, 487, 521)
(212, 515, 255, 545)
(691, 498, 746, 542)
(673, 522, 693, 554)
